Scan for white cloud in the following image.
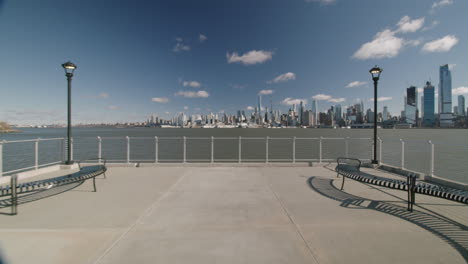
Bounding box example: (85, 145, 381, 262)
(353, 30, 404, 60)
(268, 72, 296, 84)
(173, 38, 190, 52)
(312, 94, 346, 103)
(328, 98, 346, 103)
(345, 81, 367, 88)
(226, 50, 273, 65)
(281, 98, 307, 105)
(183, 81, 201, 87)
(396, 16, 425, 33)
(107, 105, 118, 110)
(431, 0, 454, 10)
(305, 0, 336, 4)
(453, 87, 468, 95)
(175, 90, 210, 98)
(369, 97, 393, 102)
(422, 35, 458, 53)
(258, 89, 274, 95)
(96, 92, 109, 99)
(152, 97, 169, 103)
(312, 94, 332, 101)
(183, 106, 189, 110)
(246, 106, 255, 111)
(353, 16, 428, 60)
(199, 34, 207, 42)
(448, 64, 457, 70)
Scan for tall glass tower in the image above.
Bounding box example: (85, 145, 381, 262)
(423, 81, 435, 127)
(439, 64, 454, 127)
(458, 95, 466, 116)
(405, 86, 417, 125)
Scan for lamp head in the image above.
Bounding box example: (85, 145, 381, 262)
(62, 61, 77, 76)
(369, 66, 382, 80)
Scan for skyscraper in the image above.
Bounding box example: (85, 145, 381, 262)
(458, 95, 466, 116)
(405, 86, 417, 125)
(334, 104, 342, 122)
(423, 81, 435, 127)
(382, 106, 389, 121)
(299, 101, 304, 125)
(439, 64, 454, 127)
(257, 95, 263, 124)
(311, 100, 318, 125)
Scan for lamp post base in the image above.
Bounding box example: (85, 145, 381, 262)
(371, 160, 379, 165)
(65, 160, 74, 165)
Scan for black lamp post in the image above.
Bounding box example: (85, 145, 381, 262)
(62, 61, 77, 165)
(369, 66, 382, 164)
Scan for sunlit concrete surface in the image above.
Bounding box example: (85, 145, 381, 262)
(0, 165, 467, 264)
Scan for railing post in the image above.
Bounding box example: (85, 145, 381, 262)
(70, 137, 74, 161)
(238, 136, 242, 163)
(97, 136, 102, 163)
(0, 141, 3, 177)
(211, 136, 214, 163)
(378, 137, 383, 163)
(292, 136, 296, 163)
(345, 137, 349, 158)
(319, 136, 323, 164)
(183, 136, 186, 163)
(126, 136, 130, 163)
(155, 136, 159, 163)
(265, 136, 269, 163)
(400, 139, 405, 169)
(35, 138, 39, 170)
(11, 175, 17, 215)
(429, 140, 434, 177)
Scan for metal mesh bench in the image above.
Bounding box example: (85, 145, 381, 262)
(0, 158, 107, 215)
(335, 157, 468, 211)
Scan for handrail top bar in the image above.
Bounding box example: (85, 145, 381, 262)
(3, 138, 65, 144)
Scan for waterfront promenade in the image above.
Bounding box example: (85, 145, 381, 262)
(0, 165, 467, 263)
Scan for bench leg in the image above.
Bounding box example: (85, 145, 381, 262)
(336, 172, 340, 178)
(340, 176, 345, 190)
(102, 172, 106, 179)
(93, 177, 97, 192)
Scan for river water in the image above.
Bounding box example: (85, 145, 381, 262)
(1, 127, 467, 184)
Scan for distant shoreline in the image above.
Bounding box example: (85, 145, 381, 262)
(0, 129, 21, 133)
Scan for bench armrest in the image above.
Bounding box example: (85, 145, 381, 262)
(77, 158, 107, 169)
(336, 157, 361, 169)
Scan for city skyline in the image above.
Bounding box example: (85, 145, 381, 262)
(0, 0, 467, 125)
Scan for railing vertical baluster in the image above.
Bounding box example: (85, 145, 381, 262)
(35, 138, 39, 170)
(265, 136, 269, 163)
(61, 138, 65, 162)
(98, 136, 102, 163)
(70, 137, 74, 161)
(319, 136, 323, 164)
(183, 136, 186, 163)
(400, 139, 405, 169)
(378, 137, 383, 163)
(155, 136, 158, 163)
(211, 136, 214, 163)
(126, 136, 130, 163)
(238, 136, 242, 163)
(429, 140, 434, 176)
(11, 175, 17, 215)
(292, 136, 296, 163)
(345, 137, 349, 158)
(0, 141, 3, 177)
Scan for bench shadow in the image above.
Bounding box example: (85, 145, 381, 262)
(308, 176, 468, 262)
(0, 181, 84, 210)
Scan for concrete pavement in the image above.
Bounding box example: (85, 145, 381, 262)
(0, 165, 466, 264)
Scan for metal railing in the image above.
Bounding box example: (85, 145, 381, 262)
(0, 136, 466, 184)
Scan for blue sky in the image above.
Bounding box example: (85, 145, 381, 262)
(0, 0, 467, 125)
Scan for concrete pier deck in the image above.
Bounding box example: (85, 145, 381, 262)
(0, 165, 467, 264)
